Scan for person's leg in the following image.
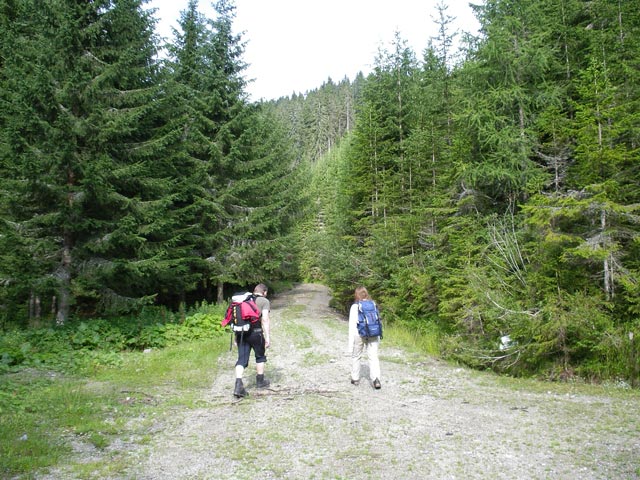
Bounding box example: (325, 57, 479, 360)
(367, 338, 381, 388)
(234, 334, 250, 397)
(235, 335, 251, 373)
(255, 362, 270, 387)
(251, 330, 270, 388)
(351, 335, 364, 384)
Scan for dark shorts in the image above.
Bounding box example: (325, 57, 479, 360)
(235, 328, 267, 368)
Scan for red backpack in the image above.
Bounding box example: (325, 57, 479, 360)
(222, 292, 261, 332)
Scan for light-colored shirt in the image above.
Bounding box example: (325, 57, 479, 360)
(347, 303, 359, 352)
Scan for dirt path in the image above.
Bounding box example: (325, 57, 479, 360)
(129, 283, 639, 480)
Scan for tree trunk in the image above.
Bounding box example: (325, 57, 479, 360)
(217, 281, 224, 303)
(601, 208, 614, 299)
(35, 295, 41, 320)
(29, 292, 35, 320)
(630, 332, 638, 388)
(56, 234, 72, 325)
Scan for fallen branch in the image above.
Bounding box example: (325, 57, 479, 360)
(485, 292, 540, 317)
(251, 387, 342, 398)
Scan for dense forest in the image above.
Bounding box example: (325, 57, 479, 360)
(1, 0, 638, 384)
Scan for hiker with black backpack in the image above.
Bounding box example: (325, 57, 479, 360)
(231, 283, 271, 398)
(347, 286, 382, 389)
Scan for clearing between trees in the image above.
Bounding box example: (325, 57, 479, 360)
(47, 283, 640, 479)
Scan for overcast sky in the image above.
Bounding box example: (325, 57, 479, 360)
(146, 0, 480, 101)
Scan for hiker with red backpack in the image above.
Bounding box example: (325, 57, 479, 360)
(348, 286, 383, 389)
(224, 283, 271, 398)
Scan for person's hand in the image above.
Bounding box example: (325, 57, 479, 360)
(265, 337, 271, 349)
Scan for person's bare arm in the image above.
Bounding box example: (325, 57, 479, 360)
(262, 309, 271, 348)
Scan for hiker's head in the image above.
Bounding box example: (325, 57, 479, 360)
(354, 286, 369, 301)
(254, 283, 268, 296)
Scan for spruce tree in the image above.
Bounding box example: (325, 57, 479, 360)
(455, 0, 560, 209)
(160, 0, 301, 302)
(221, 104, 303, 289)
(0, 0, 161, 322)
(151, 0, 233, 306)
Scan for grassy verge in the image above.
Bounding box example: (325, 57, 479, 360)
(381, 321, 640, 402)
(0, 334, 229, 479)
(382, 322, 441, 357)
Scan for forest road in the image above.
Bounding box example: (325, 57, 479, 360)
(130, 283, 639, 480)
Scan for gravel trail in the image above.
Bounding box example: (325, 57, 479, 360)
(126, 283, 639, 479)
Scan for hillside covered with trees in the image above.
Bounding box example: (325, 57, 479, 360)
(1, 0, 638, 384)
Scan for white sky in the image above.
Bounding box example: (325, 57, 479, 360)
(146, 0, 480, 101)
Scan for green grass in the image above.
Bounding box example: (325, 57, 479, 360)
(278, 304, 306, 320)
(0, 335, 229, 479)
(278, 306, 315, 349)
(382, 322, 441, 356)
(482, 369, 640, 398)
(303, 351, 331, 366)
(0, 372, 114, 475)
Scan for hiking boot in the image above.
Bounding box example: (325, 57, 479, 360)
(256, 374, 270, 389)
(350, 378, 360, 386)
(373, 378, 381, 389)
(234, 378, 248, 398)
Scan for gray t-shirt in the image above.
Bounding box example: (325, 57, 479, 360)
(255, 295, 270, 316)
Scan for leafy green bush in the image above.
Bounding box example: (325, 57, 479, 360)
(0, 330, 27, 370)
(0, 302, 227, 373)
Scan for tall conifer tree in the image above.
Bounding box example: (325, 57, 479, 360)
(0, 0, 161, 322)
(160, 0, 301, 302)
(152, 0, 235, 306)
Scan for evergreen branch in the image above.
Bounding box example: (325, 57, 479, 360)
(83, 50, 109, 66)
